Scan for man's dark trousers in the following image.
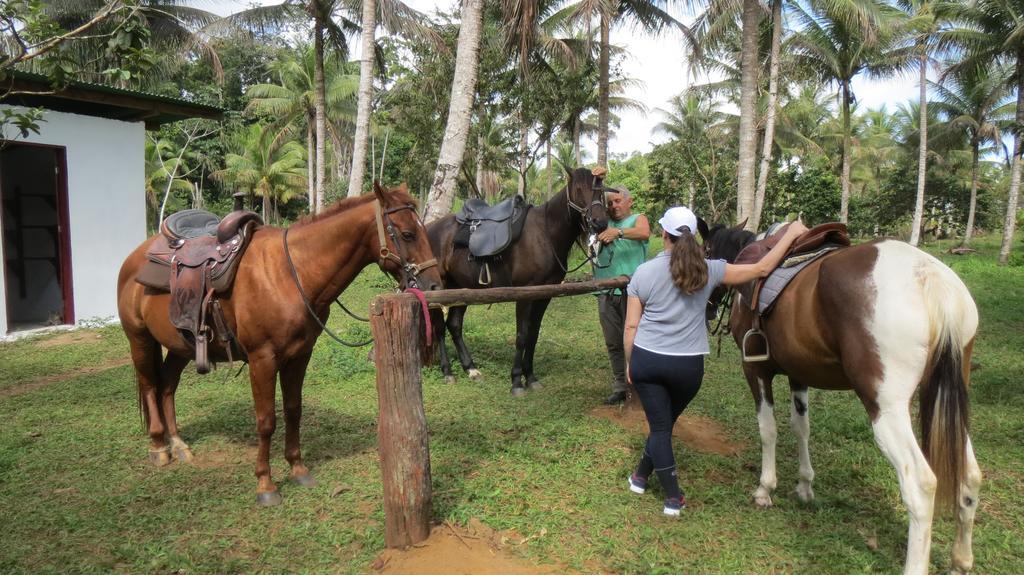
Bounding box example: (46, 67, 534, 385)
(598, 292, 628, 394)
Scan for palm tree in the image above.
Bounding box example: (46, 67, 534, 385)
(245, 45, 359, 210)
(227, 1, 354, 213)
(897, 0, 948, 245)
(932, 62, 1014, 245)
(423, 0, 485, 224)
(572, 0, 689, 167)
(346, 0, 436, 197)
(942, 0, 1024, 264)
(26, 0, 221, 87)
(213, 123, 308, 224)
(789, 0, 908, 223)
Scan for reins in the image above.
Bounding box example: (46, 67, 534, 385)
(710, 288, 735, 357)
(282, 199, 437, 348)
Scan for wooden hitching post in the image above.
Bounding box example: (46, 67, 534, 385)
(369, 294, 432, 548)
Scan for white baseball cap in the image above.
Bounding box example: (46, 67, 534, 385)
(658, 206, 698, 236)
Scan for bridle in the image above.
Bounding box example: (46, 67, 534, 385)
(565, 173, 607, 235)
(281, 198, 437, 347)
(374, 200, 437, 289)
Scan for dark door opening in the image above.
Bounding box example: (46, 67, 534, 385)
(1, 143, 74, 332)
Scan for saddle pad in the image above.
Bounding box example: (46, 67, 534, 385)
(755, 244, 843, 315)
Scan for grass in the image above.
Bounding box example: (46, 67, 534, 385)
(1, 234, 1022, 574)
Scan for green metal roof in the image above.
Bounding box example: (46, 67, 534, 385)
(2, 70, 224, 128)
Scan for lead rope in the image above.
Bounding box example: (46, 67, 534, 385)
(405, 287, 433, 347)
(283, 227, 374, 347)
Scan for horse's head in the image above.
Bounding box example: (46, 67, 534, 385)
(565, 166, 609, 234)
(700, 218, 756, 323)
(372, 182, 443, 291)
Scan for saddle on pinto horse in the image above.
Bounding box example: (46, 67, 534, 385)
(454, 195, 530, 284)
(135, 196, 263, 374)
(733, 222, 850, 362)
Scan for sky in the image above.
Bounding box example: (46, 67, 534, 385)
(209, 0, 924, 160)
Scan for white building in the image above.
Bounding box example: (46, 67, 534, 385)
(1, 72, 221, 336)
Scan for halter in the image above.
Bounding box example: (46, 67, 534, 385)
(374, 200, 437, 289)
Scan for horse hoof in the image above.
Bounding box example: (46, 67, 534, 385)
(293, 473, 315, 488)
(510, 386, 527, 398)
(148, 447, 172, 467)
(753, 494, 774, 508)
(171, 445, 194, 464)
(527, 380, 543, 391)
(467, 369, 483, 381)
(444, 375, 457, 385)
(795, 483, 814, 503)
(256, 491, 283, 507)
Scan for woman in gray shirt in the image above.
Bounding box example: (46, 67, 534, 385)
(623, 207, 807, 515)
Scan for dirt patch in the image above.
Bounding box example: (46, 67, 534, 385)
(370, 518, 582, 575)
(0, 357, 132, 399)
(33, 330, 105, 349)
(590, 405, 745, 456)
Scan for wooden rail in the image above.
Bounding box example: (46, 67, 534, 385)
(367, 275, 629, 548)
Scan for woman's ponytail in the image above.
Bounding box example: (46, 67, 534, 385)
(668, 227, 708, 295)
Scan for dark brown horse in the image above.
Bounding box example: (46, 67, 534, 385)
(117, 183, 441, 505)
(427, 167, 608, 395)
(702, 221, 980, 575)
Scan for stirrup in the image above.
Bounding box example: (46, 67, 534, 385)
(741, 328, 770, 362)
(477, 262, 492, 286)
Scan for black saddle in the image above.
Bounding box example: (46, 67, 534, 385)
(454, 195, 529, 259)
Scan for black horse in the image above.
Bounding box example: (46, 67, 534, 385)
(426, 167, 609, 395)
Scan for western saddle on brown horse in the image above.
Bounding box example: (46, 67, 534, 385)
(134, 195, 262, 373)
(731, 222, 850, 361)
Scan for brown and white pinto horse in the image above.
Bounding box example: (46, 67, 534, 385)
(117, 184, 441, 506)
(702, 221, 980, 575)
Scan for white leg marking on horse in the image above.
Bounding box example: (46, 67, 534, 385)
(869, 242, 943, 575)
(790, 388, 814, 502)
(467, 368, 482, 381)
(754, 378, 777, 508)
(952, 436, 982, 574)
(872, 408, 936, 575)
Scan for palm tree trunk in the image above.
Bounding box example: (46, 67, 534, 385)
(518, 109, 528, 197)
(998, 58, 1024, 265)
(736, 0, 761, 229)
(314, 18, 327, 212)
(546, 139, 552, 199)
(752, 0, 782, 232)
(910, 47, 928, 246)
(840, 81, 852, 224)
(348, 0, 377, 197)
(597, 12, 610, 167)
(963, 141, 980, 246)
(573, 119, 581, 165)
(424, 0, 484, 224)
(306, 120, 315, 211)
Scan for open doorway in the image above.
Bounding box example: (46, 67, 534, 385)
(0, 143, 74, 332)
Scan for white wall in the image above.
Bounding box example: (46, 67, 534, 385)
(0, 106, 146, 334)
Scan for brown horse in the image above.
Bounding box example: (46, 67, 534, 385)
(427, 167, 608, 395)
(702, 221, 981, 575)
(117, 183, 441, 506)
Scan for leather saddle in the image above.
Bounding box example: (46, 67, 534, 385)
(731, 222, 849, 362)
(135, 197, 263, 374)
(455, 195, 529, 258)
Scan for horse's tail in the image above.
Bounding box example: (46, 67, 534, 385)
(918, 255, 978, 514)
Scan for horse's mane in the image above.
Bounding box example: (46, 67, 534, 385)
(292, 188, 419, 227)
(707, 224, 756, 262)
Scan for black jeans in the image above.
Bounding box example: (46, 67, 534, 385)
(598, 293, 628, 393)
(629, 347, 704, 499)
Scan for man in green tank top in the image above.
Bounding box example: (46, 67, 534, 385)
(593, 185, 650, 404)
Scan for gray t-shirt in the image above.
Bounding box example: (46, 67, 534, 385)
(626, 251, 727, 356)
